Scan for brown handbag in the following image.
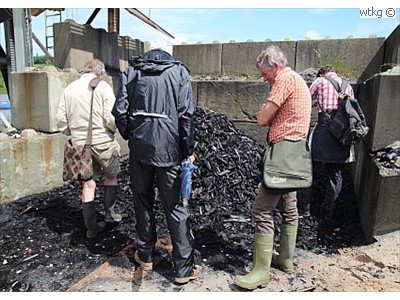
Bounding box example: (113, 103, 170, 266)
(62, 77, 102, 182)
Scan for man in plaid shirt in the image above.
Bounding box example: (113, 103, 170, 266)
(235, 45, 311, 290)
(308, 65, 355, 220)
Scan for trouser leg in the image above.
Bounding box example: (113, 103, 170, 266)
(278, 191, 299, 226)
(252, 183, 295, 234)
(297, 188, 312, 215)
(156, 166, 195, 278)
(321, 163, 344, 218)
(130, 158, 157, 263)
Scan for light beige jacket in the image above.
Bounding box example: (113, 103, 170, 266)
(56, 73, 117, 145)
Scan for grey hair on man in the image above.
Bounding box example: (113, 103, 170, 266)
(256, 45, 288, 70)
(82, 58, 106, 76)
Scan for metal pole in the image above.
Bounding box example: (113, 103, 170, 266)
(12, 8, 33, 71)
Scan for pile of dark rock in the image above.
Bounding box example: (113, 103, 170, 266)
(185, 108, 364, 255)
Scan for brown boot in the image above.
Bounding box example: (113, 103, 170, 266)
(134, 250, 153, 271)
(174, 265, 202, 284)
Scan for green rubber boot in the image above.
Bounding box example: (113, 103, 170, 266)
(82, 202, 106, 239)
(234, 233, 273, 290)
(272, 224, 298, 273)
(104, 186, 122, 222)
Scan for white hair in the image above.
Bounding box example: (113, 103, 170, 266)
(149, 38, 173, 55)
(257, 45, 288, 70)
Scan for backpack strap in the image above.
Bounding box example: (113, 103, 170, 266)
(325, 76, 348, 93)
(317, 76, 348, 122)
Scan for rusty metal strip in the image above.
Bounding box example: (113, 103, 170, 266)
(67, 261, 111, 292)
(67, 238, 173, 291)
(125, 8, 174, 39)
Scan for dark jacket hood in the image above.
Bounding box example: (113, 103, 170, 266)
(129, 49, 181, 74)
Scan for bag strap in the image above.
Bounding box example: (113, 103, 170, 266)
(325, 76, 349, 93)
(318, 76, 349, 121)
(86, 77, 102, 145)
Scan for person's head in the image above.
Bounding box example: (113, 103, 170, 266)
(82, 59, 106, 76)
(256, 45, 288, 84)
(317, 65, 335, 78)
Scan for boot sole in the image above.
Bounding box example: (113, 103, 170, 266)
(134, 251, 153, 271)
(174, 265, 201, 284)
(234, 279, 268, 290)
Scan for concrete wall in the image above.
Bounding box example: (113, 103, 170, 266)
(53, 19, 143, 91)
(173, 38, 386, 79)
(295, 38, 385, 78)
(357, 72, 400, 151)
(0, 128, 128, 204)
(383, 25, 400, 65)
(193, 80, 270, 145)
(359, 26, 399, 82)
(352, 142, 400, 242)
(221, 41, 296, 76)
(174, 44, 222, 75)
(352, 72, 400, 240)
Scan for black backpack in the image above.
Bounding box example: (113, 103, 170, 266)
(320, 76, 369, 146)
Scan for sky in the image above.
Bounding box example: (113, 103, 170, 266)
(0, 1, 399, 56)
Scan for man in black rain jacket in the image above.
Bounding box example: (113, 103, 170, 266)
(112, 41, 200, 284)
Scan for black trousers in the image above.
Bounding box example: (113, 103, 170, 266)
(129, 157, 195, 278)
(298, 162, 344, 218)
(321, 162, 344, 216)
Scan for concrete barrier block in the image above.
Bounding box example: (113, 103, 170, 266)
(54, 21, 91, 69)
(10, 69, 80, 132)
(222, 41, 296, 75)
(296, 38, 385, 78)
(0, 133, 68, 204)
(353, 142, 400, 242)
(174, 44, 222, 75)
(196, 80, 269, 121)
(358, 73, 400, 150)
(54, 20, 143, 71)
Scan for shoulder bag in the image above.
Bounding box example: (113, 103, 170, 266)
(62, 77, 102, 182)
(263, 140, 313, 189)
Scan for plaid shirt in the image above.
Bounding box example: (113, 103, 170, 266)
(266, 67, 311, 144)
(309, 72, 354, 113)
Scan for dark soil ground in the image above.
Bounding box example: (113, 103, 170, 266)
(0, 108, 372, 292)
